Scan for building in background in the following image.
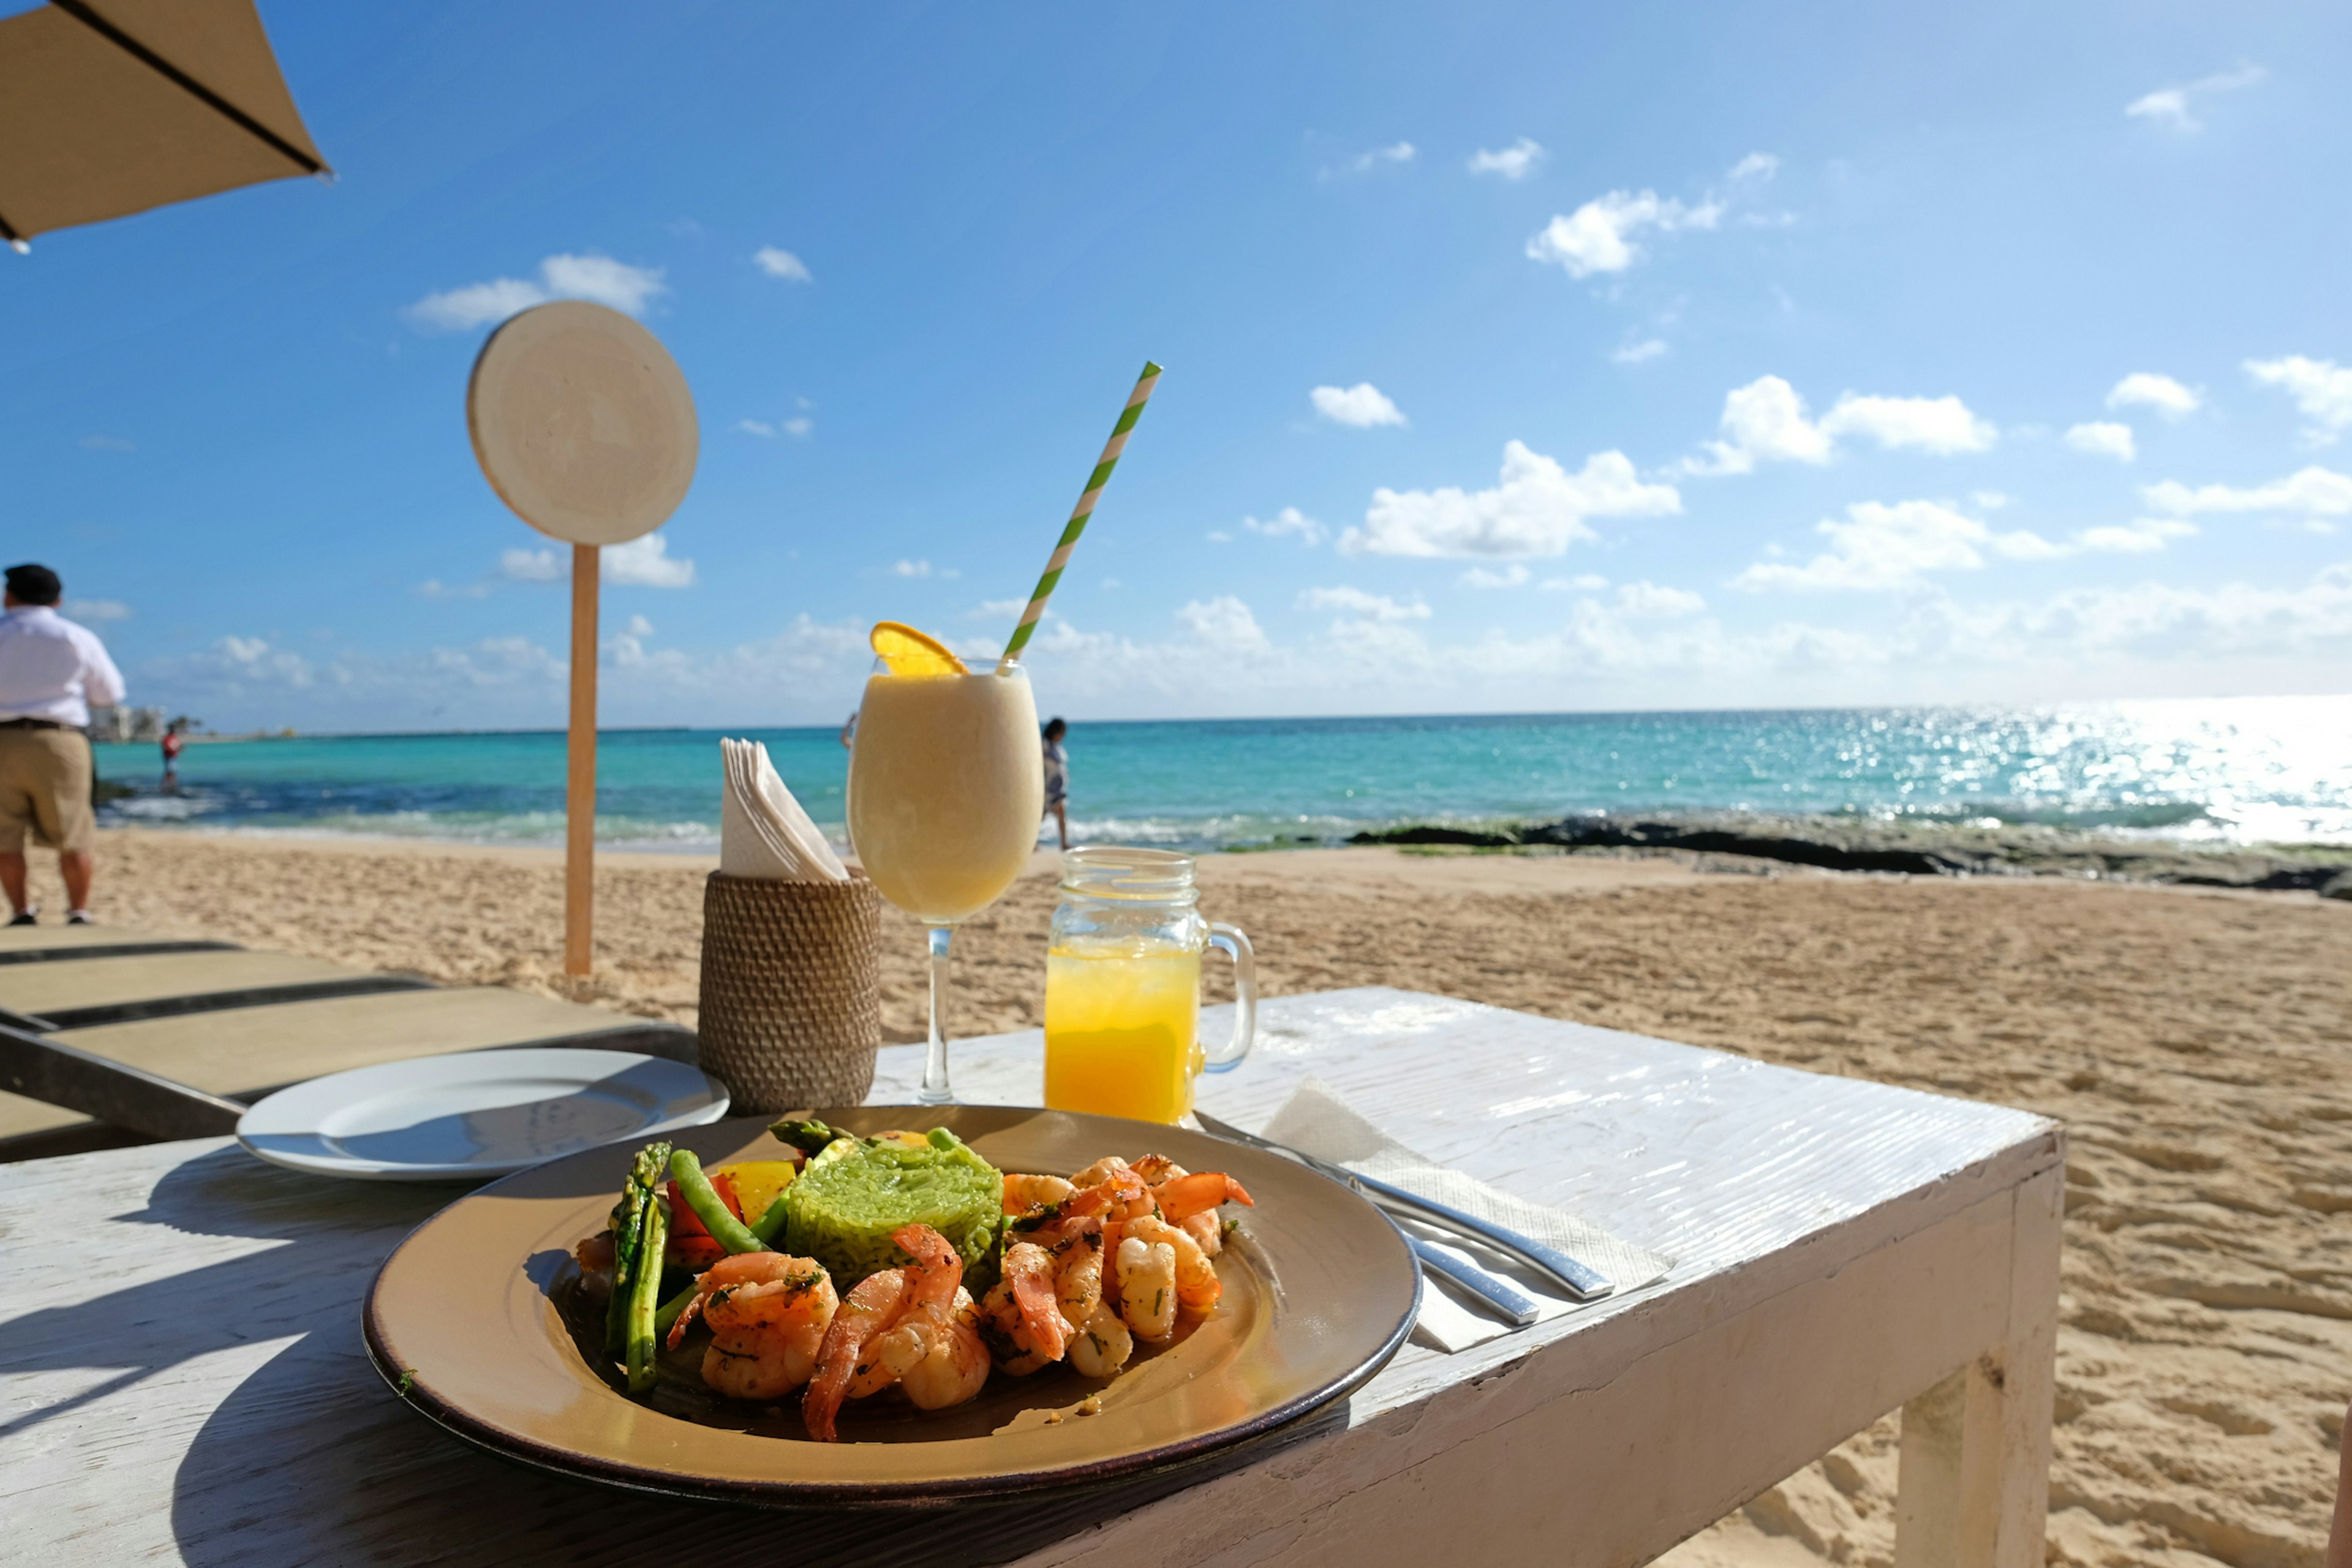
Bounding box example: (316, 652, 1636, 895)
(87, 706, 168, 743)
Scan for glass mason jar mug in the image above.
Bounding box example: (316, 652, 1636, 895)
(1042, 848, 1256, 1125)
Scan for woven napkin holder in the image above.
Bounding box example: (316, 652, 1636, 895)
(698, 871, 883, 1113)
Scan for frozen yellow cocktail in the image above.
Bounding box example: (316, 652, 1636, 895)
(848, 665, 1042, 922)
(846, 623, 1044, 1104)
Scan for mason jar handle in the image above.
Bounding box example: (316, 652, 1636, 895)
(1202, 922, 1256, 1073)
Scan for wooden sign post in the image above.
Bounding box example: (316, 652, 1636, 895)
(465, 303, 698, 977)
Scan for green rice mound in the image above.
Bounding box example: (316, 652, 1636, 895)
(782, 1128, 1002, 1288)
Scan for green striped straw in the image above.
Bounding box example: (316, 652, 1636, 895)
(1001, 360, 1164, 665)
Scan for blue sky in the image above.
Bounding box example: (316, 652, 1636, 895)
(8, 0, 2351, 731)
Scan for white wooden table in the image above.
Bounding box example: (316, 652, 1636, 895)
(0, 988, 2060, 1567)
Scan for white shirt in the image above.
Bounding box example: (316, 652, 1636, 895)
(0, 606, 125, 727)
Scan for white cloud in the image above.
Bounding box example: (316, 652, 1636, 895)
(1205, 530, 1232, 543)
(1972, 491, 2013, 510)
(2125, 64, 2264, 132)
(1468, 138, 1545, 180)
(2143, 466, 2352, 517)
(1613, 581, 1706, 617)
(1176, 596, 1268, 650)
(1341, 441, 1682, 558)
(1310, 383, 1407, 428)
(889, 559, 958, 579)
(1242, 507, 1327, 545)
(1543, 573, 1610, 592)
(1525, 189, 1722, 278)
(2065, 421, 2137, 462)
(2244, 356, 2352, 445)
(1728, 152, 1781, 183)
(1733, 500, 2061, 592)
(973, 598, 1027, 620)
(784, 417, 813, 438)
(1297, 587, 1431, 622)
(1819, 394, 1998, 455)
(753, 247, 813, 282)
(1690, 379, 1999, 473)
(1327, 141, 1416, 178)
(604, 533, 696, 588)
(1689, 376, 1834, 473)
(1613, 339, 1669, 365)
(2106, 372, 2201, 421)
(404, 253, 667, 331)
(63, 598, 130, 622)
(1458, 565, 1530, 589)
(415, 579, 490, 601)
(736, 419, 777, 438)
(2075, 519, 2197, 554)
(500, 548, 564, 582)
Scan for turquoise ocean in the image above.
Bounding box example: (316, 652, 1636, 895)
(94, 696, 2352, 852)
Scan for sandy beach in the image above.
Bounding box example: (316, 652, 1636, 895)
(42, 827, 2352, 1566)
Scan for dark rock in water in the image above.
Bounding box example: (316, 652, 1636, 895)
(1349, 812, 2352, 891)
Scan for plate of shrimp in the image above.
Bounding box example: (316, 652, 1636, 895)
(363, 1104, 1421, 1506)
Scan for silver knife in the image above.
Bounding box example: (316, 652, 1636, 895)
(1194, 1109, 1614, 1303)
(1408, 1236, 1540, 1326)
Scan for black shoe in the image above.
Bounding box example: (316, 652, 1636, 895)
(7, 910, 34, 927)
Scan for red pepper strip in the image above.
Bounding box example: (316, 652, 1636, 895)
(665, 1170, 743, 1270)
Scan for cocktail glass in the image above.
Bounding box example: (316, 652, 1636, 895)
(846, 658, 1042, 1104)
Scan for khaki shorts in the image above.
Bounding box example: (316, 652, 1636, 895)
(0, 728, 94, 854)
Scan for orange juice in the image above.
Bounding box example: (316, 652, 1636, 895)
(1044, 938, 1204, 1123)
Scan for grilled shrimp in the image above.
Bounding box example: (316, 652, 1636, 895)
(1066, 1302, 1134, 1379)
(668, 1252, 839, 1401)
(870, 1225, 990, 1412)
(1116, 1234, 1178, 1341)
(802, 1265, 912, 1442)
(1125, 1214, 1220, 1316)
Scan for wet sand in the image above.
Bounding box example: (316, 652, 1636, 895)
(50, 828, 2352, 1566)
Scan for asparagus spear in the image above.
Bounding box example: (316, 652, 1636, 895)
(625, 1193, 669, 1396)
(668, 1148, 765, 1256)
(603, 1139, 673, 1355)
(749, 1191, 791, 1246)
(767, 1117, 849, 1156)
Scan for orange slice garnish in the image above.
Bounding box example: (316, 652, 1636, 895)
(870, 621, 968, 676)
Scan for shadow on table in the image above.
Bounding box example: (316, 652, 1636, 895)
(23, 1147, 1346, 1565)
(0, 1146, 472, 1444)
(170, 1321, 1351, 1567)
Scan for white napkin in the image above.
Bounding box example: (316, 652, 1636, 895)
(718, 738, 850, 881)
(1256, 1076, 1673, 1353)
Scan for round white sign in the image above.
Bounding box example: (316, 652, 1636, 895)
(466, 301, 698, 547)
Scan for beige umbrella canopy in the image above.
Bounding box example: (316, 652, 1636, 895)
(0, 0, 328, 252)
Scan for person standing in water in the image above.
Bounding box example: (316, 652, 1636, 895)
(160, 724, 184, 795)
(1041, 717, 1069, 851)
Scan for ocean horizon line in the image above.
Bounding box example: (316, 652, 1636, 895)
(104, 690, 2352, 747)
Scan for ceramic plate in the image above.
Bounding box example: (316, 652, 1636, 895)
(238, 1049, 731, 1181)
(363, 1106, 1422, 1505)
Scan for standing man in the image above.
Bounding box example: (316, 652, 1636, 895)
(160, 723, 184, 795)
(0, 565, 125, 925)
(1041, 717, 1070, 851)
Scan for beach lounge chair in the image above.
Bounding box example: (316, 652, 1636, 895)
(0, 928, 695, 1160)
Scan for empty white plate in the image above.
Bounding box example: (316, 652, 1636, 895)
(236, 1049, 732, 1181)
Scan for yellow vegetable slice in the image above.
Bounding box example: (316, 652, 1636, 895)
(717, 1159, 797, 1224)
(869, 621, 967, 676)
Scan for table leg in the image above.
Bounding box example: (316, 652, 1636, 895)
(1893, 1163, 2062, 1568)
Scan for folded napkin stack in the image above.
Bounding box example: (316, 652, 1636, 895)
(718, 737, 850, 882)
(1256, 1077, 1675, 1352)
